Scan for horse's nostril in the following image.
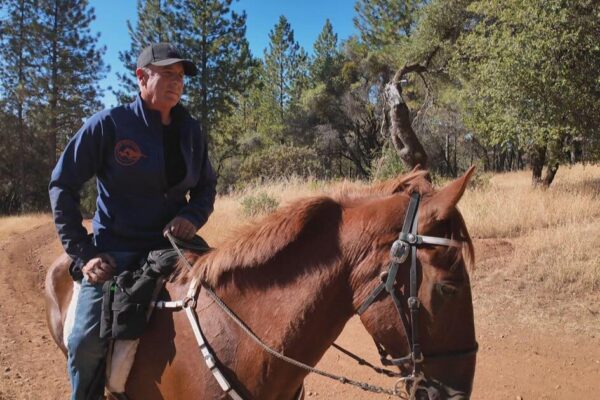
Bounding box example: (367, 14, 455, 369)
(435, 283, 458, 297)
(415, 390, 440, 400)
(416, 387, 440, 400)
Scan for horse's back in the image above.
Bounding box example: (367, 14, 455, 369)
(44, 253, 73, 355)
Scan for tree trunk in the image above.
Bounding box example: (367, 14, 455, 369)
(542, 162, 559, 188)
(453, 132, 457, 177)
(384, 66, 429, 170)
(530, 146, 546, 187)
(49, 0, 59, 173)
(16, 0, 27, 212)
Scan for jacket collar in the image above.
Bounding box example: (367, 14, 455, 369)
(131, 93, 191, 128)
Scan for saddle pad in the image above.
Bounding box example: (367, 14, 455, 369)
(63, 281, 81, 349)
(105, 339, 139, 393)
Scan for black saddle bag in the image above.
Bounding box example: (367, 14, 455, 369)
(100, 248, 179, 340)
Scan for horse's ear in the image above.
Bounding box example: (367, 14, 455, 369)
(427, 166, 476, 220)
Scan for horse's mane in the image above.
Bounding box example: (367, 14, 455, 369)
(180, 168, 474, 286)
(329, 168, 432, 201)
(180, 196, 342, 286)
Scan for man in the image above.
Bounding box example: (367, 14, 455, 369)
(49, 43, 217, 400)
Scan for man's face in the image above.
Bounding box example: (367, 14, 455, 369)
(137, 63, 185, 113)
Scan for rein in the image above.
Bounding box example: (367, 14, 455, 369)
(159, 192, 477, 399)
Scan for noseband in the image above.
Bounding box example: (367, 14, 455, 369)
(357, 192, 478, 395)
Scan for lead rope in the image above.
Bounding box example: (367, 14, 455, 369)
(161, 232, 409, 398)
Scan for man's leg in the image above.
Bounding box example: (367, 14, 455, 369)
(67, 251, 144, 400)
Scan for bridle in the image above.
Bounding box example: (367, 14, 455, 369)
(356, 192, 479, 397)
(159, 191, 478, 399)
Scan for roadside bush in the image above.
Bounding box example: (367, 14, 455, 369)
(239, 145, 325, 183)
(370, 145, 406, 180)
(240, 192, 279, 217)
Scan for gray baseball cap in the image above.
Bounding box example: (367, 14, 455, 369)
(137, 43, 198, 76)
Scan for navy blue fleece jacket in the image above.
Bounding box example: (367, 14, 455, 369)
(49, 95, 217, 265)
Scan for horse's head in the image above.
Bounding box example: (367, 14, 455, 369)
(344, 167, 477, 400)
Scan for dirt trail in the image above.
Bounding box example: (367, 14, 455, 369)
(0, 223, 598, 399)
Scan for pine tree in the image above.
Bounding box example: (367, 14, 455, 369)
(114, 0, 177, 105)
(173, 0, 253, 137)
(262, 15, 306, 138)
(36, 0, 107, 168)
(0, 0, 41, 211)
(310, 19, 343, 89)
(353, 0, 424, 48)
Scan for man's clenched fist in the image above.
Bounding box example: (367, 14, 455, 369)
(82, 253, 116, 284)
(163, 216, 197, 240)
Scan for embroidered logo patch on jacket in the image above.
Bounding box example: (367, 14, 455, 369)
(114, 140, 146, 166)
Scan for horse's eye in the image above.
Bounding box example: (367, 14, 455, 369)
(434, 282, 459, 297)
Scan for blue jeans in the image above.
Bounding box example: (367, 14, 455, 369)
(67, 251, 145, 400)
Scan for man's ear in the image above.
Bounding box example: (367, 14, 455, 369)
(426, 166, 476, 220)
(135, 67, 147, 85)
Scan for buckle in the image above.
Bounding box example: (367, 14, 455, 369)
(390, 240, 410, 263)
(182, 296, 197, 309)
(407, 296, 420, 310)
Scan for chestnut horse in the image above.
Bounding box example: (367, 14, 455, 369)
(45, 168, 477, 400)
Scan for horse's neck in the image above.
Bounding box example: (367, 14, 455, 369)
(216, 260, 355, 376)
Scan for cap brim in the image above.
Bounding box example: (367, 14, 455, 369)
(150, 58, 198, 76)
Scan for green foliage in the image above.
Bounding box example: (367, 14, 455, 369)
(0, 0, 106, 212)
(467, 169, 492, 191)
(260, 15, 308, 143)
(240, 192, 279, 217)
(354, 0, 425, 48)
(80, 179, 98, 218)
(311, 19, 344, 91)
(239, 144, 325, 183)
(371, 143, 406, 180)
(451, 0, 600, 165)
(403, 0, 474, 65)
(0, 0, 41, 212)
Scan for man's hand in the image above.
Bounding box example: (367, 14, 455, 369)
(82, 253, 116, 284)
(163, 216, 197, 240)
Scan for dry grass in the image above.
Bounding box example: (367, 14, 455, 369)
(458, 164, 600, 301)
(461, 164, 600, 239)
(511, 220, 600, 293)
(0, 213, 52, 242)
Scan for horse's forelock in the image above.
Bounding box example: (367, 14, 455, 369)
(457, 210, 475, 272)
(418, 193, 476, 273)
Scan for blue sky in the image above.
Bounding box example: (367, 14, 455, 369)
(91, 0, 358, 108)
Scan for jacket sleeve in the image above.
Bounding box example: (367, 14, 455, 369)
(48, 114, 107, 265)
(178, 131, 217, 230)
